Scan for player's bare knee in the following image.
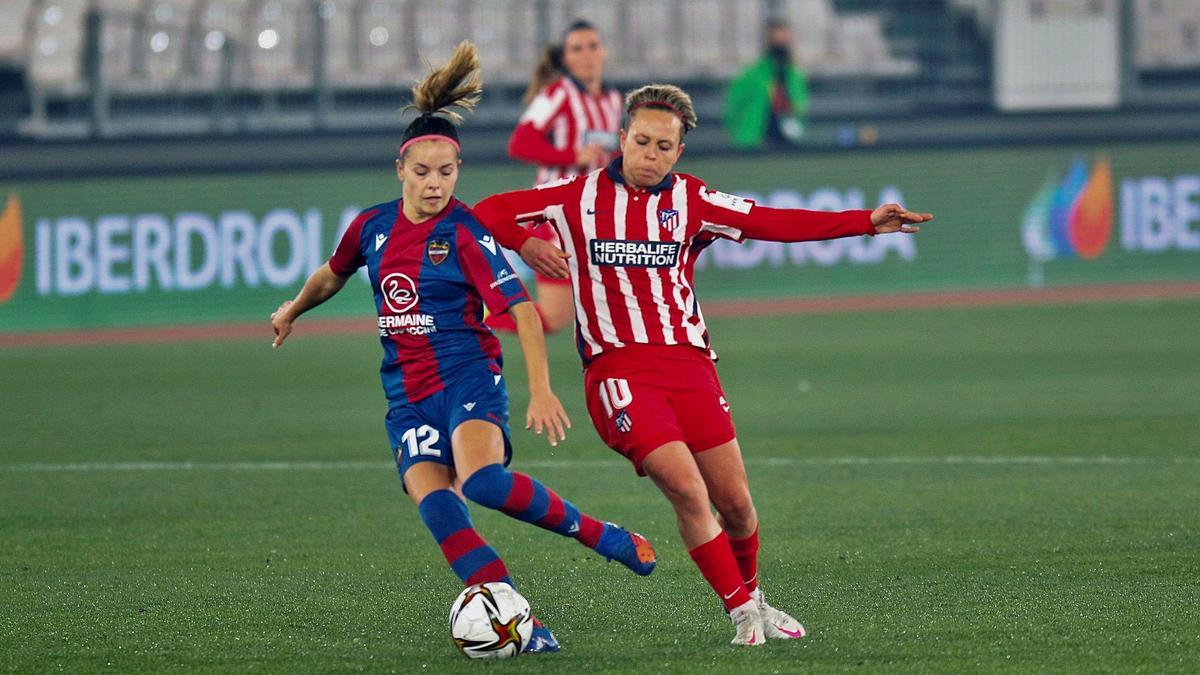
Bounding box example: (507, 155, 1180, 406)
(658, 475, 710, 516)
(716, 495, 757, 533)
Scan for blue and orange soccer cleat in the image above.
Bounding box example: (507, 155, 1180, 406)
(525, 616, 560, 654)
(595, 522, 656, 576)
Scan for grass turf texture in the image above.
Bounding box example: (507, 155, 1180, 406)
(2, 299, 1198, 673)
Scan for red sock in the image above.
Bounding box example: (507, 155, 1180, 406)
(484, 305, 551, 333)
(728, 526, 760, 593)
(688, 531, 751, 611)
(576, 516, 604, 549)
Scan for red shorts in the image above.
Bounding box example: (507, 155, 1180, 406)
(530, 221, 572, 287)
(584, 344, 737, 476)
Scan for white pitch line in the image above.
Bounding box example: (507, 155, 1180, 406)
(0, 456, 1196, 473)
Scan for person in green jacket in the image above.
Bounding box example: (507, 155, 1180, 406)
(723, 19, 810, 148)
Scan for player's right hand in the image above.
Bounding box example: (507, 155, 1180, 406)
(519, 237, 571, 280)
(270, 300, 294, 348)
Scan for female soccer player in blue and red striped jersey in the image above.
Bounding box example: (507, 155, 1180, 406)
(474, 84, 932, 646)
(487, 20, 623, 336)
(269, 43, 654, 654)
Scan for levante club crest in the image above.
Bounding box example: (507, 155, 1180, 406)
(427, 239, 450, 265)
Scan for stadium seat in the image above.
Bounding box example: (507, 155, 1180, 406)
(353, 0, 415, 86)
(1134, 0, 1200, 69)
(679, 0, 764, 78)
(139, 0, 197, 90)
(833, 13, 919, 77)
(621, 0, 691, 80)
(466, 0, 538, 86)
(192, 0, 250, 91)
(0, 0, 35, 66)
(780, 0, 837, 70)
(96, 0, 143, 89)
(27, 0, 89, 93)
(315, 0, 354, 85)
(245, 0, 315, 90)
(411, 1, 468, 72)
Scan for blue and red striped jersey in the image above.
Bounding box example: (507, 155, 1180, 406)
(329, 197, 531, 406)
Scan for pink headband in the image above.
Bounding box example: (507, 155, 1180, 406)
(398, 134, 461, 157)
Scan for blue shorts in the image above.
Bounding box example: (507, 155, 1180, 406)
(385, 366, 513, 480)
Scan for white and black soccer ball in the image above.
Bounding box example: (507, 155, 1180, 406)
(449, 582, 533, 659)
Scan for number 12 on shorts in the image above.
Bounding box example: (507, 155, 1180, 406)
(598, 378, 633, 418)
(400, 424, 442, 458)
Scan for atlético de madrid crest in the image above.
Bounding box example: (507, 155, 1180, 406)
(427, 239, 450, 265)
(657, 208, 680, 232)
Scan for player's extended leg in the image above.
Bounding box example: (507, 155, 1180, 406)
(641, 441, 764, 646)
(696, 439, 806, 640)
(404, 462, 514, 587)
(406, 462, 559, 654)
(452, 420, 656, 576)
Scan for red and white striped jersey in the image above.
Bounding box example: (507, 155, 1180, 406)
(508, 76, 623, 186)
(474, 160, 877, 364)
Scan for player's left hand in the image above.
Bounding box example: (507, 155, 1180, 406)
(519, 237, 571, 279)
(526, 391, 572, 447)
(870, 203, 932, 234)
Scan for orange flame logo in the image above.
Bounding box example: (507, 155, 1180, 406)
(1069, 157, 1113, 260)
(0, 193, 22, 303)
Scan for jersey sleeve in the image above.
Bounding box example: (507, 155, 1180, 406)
(509, 121, 577, 167)
(509, 84, 579, 167)
(328, 209, 371, 276)
(472, 179, 576, 252)
(455, 222, 531, 317)
(694, 182, 876, 243)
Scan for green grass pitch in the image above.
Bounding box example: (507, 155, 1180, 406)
(2, 299, 1198, 673)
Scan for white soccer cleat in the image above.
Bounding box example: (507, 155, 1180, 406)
(751, 588, 807, 639)
(728, 599, 766, 646)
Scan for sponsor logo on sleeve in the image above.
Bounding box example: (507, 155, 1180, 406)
(375, 233, 388, 251)
(701, 189, 754, 214)
(478, 235, 497, 255)
(589, 239, 681, 268)
(489, 269, 520, 289)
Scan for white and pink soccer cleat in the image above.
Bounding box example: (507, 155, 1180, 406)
(751, 588, 807, 639)
(728, 599, 766, 646)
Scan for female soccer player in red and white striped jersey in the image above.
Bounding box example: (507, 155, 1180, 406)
(487, 20, 623, 336)
(474, 84, 931, 646)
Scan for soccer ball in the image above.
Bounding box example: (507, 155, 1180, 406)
(449, 582, 533, 659)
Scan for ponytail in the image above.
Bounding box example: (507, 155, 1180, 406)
(523, 44, 564, 105)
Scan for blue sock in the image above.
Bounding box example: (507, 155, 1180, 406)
(461, 463, 604, 547)
(417, 489, 513, 586)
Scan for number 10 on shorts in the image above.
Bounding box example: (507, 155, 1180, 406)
(598, 378, 633, 418)
(399, 425, 442, 458)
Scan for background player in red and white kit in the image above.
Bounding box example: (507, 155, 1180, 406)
(474, 84, 932, 646)
(269, 44, 654, 654)
(487, 20, 623, 336)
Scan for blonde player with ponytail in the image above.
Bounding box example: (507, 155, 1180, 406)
(271, 43, 656, 654)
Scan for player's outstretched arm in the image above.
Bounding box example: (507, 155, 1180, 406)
(870, 203, 933, 234)
(270, 263, 350, 348)
(510, 301, 571, 446)
(696, 186, 932, 243)
(474, 188, 573, 279)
